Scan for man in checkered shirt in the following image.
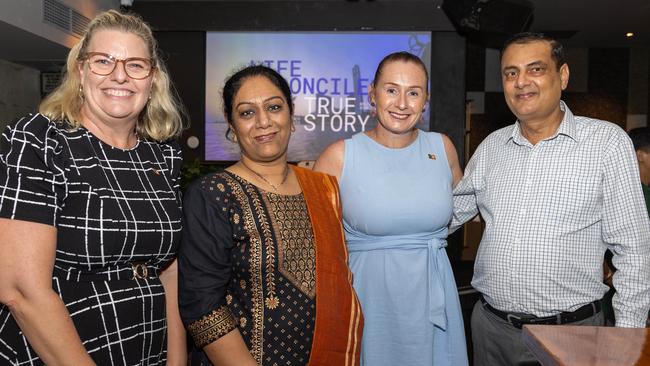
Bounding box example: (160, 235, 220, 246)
(452, 32, 650, 366)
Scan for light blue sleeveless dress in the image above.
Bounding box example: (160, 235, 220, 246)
(340, 131, 468, 366)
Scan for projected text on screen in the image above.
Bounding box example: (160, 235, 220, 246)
(205, 31, 431, 161)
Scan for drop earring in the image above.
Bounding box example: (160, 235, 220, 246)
(370, 101, 376, 117)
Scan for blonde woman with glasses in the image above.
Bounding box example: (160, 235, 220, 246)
(0, 10, 187, 365)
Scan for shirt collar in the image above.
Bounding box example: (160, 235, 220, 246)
(506, 101, 578, 145)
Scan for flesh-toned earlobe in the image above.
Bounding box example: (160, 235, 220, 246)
(560, 63, 570, 90)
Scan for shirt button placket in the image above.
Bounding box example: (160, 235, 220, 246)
(512, 145, 538, 308)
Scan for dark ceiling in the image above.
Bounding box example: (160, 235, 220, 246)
(135, 0, 650, 47)
(1, 0, 648, 71)
(528, 0, 650, 47)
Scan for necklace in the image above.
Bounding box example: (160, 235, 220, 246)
(240, 160, 290, 192)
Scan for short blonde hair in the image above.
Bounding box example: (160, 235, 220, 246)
(39, 10, 186, 142)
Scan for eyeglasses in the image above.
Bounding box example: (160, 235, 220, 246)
(81, 52, 155, 80)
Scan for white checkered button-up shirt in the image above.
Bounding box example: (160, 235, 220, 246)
(452, 101, 650, 328)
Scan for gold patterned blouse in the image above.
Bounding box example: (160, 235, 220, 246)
(179, 171, 317, 365)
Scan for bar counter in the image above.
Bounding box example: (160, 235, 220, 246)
(523, 324, 650, 365)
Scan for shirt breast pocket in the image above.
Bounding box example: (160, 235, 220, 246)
(549, 162, 602, 224)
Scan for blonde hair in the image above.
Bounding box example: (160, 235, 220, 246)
(39, 10, 186, 142)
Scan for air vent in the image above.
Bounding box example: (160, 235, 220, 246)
(43, 0, 89, 38)
(71, 11, 90, 37)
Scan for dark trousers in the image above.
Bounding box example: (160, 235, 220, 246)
(471, 300, 605, 366)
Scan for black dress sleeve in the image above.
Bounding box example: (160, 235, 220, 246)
(178, 175, 238, 348)
(0, 113, 66, 226)
(161, 140, 182, 207)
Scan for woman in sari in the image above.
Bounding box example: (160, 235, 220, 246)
(178, 65, 362, 366)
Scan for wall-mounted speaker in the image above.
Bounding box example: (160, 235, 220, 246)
(442, 0, 534, 46)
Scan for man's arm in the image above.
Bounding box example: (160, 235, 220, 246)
(602, 132, 650, 328)
(449, 144, 483, 233)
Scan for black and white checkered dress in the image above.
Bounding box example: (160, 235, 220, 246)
(0, 113, 182, 365)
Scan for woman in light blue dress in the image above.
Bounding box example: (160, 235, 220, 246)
(314, 51, 468, 365)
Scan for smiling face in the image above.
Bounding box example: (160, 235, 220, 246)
(78, 29, 153, 128)
(229, 75, 293, 164)
(369, 60, 429, 136)
(501, 40, 569, 125)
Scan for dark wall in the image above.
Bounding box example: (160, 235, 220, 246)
(155, 31, 205, 159)
(430, 32, 467, 166)
(133, 1, 466, 164)
(564, 48, 629, 128)
(134, 1, 454, 32)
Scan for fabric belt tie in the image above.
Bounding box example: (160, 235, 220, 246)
(347, 233, 448, 330)
(479, 295, 602, 329)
